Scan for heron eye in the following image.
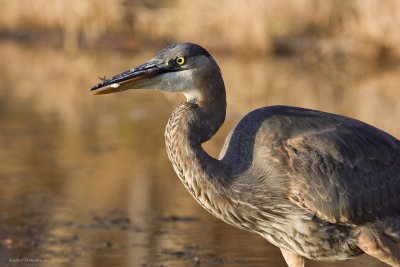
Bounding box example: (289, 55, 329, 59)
(175, 56, 185, 65)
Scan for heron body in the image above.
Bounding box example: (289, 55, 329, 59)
(91, 43, 400, 267)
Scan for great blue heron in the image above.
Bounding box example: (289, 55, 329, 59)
(91, 43, 400, 267)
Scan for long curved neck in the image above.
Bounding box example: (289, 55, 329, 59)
(164, 80, 228, 203)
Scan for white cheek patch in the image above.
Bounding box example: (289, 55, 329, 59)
(160, 69, 196, 92)
(156, 55, 213, 101)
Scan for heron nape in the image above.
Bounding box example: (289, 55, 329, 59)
(91, 43, 400, 267)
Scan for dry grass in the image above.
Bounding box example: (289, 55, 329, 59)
(0, 0, 124, 51)
(0, 0, 399, 58)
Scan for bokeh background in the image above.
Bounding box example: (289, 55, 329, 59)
(0, 1, 399, 266)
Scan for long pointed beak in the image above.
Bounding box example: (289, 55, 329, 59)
(90, 61, 166, 95)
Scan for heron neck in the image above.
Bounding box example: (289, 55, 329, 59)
(164, 87, 228, 203)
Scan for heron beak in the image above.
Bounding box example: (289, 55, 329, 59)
(90, 60, 166, 95)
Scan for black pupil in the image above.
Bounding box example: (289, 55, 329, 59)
(177, 58, 183, 64)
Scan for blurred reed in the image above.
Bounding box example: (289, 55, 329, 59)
(0, 0, 124, 51)
(0, 0, 399, 59)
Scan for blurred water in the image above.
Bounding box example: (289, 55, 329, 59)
(0, 42, 398, 267)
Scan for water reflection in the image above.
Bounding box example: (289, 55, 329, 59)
(0, 42, 398, 267)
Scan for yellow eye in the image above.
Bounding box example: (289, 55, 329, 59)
(175, 56, 185, 65)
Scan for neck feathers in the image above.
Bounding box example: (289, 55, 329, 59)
(164, 63, 230, 217)
(164, 94, 227, 203)
(164, 100, 225, 179)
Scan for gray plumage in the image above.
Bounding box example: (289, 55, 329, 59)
(91, 43, 400, 267)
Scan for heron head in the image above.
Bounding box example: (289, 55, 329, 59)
(91, 43, 222, 101)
